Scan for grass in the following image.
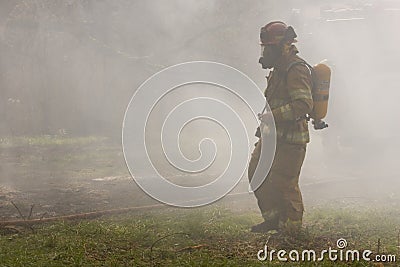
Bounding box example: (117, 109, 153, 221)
(1, 206, 399, 266)
(1, 135, 399, 266)
(0, 135, 128, 183)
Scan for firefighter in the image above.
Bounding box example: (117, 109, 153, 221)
(248, 21, 313, 233)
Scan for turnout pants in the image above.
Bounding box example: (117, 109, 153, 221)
(248, 140, 306, 227)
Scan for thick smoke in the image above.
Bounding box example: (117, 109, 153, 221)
(1, 0, 400, 208)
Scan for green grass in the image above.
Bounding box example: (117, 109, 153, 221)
(1, 136, 399, 265)
(1, 206, 399, 266)
(0, 135, 128, 182)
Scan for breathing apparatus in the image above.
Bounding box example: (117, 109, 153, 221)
(257, 22, 331, 134)
(258, 21, 297, 69)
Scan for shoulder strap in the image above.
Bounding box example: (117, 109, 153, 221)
(286, 60, 313, 75)
(286, 60, 314, 88)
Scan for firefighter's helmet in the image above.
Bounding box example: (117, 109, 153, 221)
(260, 21, 297, 45)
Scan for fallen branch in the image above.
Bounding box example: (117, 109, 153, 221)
(0, 191, 253, 227)
(0, 203, 167, 227)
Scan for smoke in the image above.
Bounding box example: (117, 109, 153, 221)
(1, 0, 400, 210)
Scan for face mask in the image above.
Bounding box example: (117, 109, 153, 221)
(258, 44, 280, 69)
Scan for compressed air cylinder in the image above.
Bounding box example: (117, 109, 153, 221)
(310, 63, 331, 120)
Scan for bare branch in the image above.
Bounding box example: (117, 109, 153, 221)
(10, 201, 25, 220)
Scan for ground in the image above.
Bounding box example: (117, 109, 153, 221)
(0, 136, 399, 266)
